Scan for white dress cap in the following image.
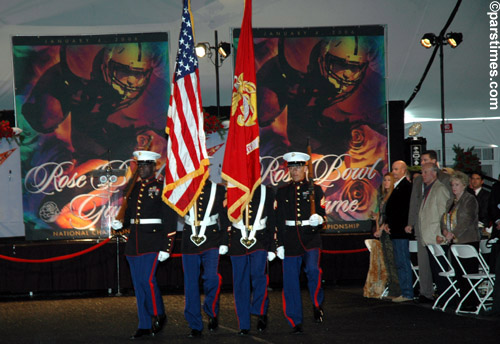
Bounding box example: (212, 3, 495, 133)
(283, 152, 310, 166)
(133, 150, 161, 162)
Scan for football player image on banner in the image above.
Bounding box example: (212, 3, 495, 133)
(12, 33, 170, 240)
(233, 26, 388, 233)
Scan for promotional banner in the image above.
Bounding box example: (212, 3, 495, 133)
(233, 26, 388, 233)
(12, 32, 170, 240)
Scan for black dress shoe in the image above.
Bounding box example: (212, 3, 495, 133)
(416, 295, 434, 304)
(313, 306, 324, 323)
(237, 329, 250, 336)
(152, 313, 167, 334)
(291, 324, 303, 334)
(257, 314, 268, 332)
(188, 329, 202, 338)
(208, 316, 218, 331)
(129, 328, 152, 339)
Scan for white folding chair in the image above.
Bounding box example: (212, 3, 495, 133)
(427, 244, 460, 312)
(479, 239, 491, 273)
(408, 240, 420, 289)
(450, 244, 496, 315)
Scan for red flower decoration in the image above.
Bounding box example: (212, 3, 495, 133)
(0, 120, 14, 139)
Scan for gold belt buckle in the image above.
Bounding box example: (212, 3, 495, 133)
(296, 220, 301, 226)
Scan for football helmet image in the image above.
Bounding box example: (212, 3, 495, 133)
(100, 43, 161, 109)
(276, 36, 369, 108)
(311, 36, 368, 104)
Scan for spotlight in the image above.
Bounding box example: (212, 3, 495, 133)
(218, 42, 231, 59)
(446, 32, 463, 48)
(420, 33, 436, 48)
(195, 42, 210, 58)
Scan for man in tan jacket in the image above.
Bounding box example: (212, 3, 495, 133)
(408, 163, 450, 297)
(405, 151, 450, 303)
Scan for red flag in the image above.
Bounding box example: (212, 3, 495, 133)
(222, 0, 261, 222)
(163, 0, 209, 217)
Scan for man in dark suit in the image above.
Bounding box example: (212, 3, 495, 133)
(405, 150, 451, 303)
(467, 172, 490, 231)
(385, 160, 413, 302)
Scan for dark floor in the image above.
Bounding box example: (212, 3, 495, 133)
(1, 284, 499, 344)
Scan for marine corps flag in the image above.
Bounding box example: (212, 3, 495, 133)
(222, 0, 261, 222)
(163, 0, 209, 216)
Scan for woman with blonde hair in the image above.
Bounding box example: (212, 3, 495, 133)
(373, 172, 400, 298)
(441, 170, 480, 311)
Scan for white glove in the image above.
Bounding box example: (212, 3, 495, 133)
(267, 251, 276, 261)
(158, 251, 170, 262)
(111, 219, 123, 230)
(276, 246, 285, 260)
(219, 245, 228, 255)
(309, 214, 324, 227)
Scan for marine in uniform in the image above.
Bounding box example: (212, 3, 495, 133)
(276, 152, 326, 334)
(112, 150, 177, 339)
(221, 184, 277, 335)
(181, 179, 229, 337)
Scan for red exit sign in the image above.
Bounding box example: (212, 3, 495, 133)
(441, 123, 453, 133)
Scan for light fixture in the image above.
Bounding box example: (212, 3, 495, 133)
(195, 31, 231, 118)
(218, 42, 231, 59)
(194, 41, 231, 62)
(420, 33, 436, 48)
(446, 32, 463, 48)
(418, 30, 463, 166)
(195, 42, 210, 58)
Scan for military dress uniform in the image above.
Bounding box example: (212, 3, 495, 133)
(276, 179, 325, 330)
(222, 185, 277, 333)
(181, 180, 229, 335)
(123, 175, 177, 333)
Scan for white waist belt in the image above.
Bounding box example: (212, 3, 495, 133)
(131, 218, 162, 225)
(285, 220, 310, 226)
(233, 217, 267, 231)
(184, 214, 218, 226)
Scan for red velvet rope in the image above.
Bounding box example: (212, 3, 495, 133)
(0, 240, 367, 263)
(0, 237, 111, 263)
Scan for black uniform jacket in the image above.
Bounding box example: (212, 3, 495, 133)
(276, 180, 325, 256)
(181, 181, 229, 254)
(223, 185, 277, 256)
(124, 177, 178, 256)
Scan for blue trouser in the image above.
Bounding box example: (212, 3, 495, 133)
(126, 253, 164, 329)
(182, 248, 221, 331)
(282, 248, 324, 327)
(231, 250, 269, 330)
(392, 239, 414, 299)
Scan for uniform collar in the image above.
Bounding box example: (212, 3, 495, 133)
(140, 176, 155, 184)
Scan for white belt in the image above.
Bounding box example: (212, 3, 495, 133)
(285, 220, 310, 226)
(233, 217, 267, 231)
(131, 218, 162, 225)
(184, 214, 219, 226)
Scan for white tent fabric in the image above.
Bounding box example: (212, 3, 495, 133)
(0, 0, 497, 162)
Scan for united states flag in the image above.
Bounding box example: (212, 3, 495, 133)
(163, 0, 209, 217)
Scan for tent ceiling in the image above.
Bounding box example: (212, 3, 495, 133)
(0, 0, 495, 124)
